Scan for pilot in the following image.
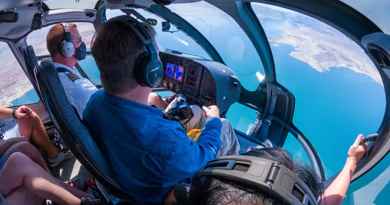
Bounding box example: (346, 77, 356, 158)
(46, 23, 97, 118)
(83, 15, 225, 204)
(177, 135, 367, 205)
(0, 106, 71, 167)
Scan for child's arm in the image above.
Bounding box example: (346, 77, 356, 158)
(320, 135, 367, 205)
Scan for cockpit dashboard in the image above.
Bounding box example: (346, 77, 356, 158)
(160, 51, 241, 114)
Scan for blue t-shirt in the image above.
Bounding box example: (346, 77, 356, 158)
(83, 91, 222, 204)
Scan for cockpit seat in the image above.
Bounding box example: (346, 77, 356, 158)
(34, 60, 134, 204)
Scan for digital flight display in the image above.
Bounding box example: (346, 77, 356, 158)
(165, 63, 184, 82)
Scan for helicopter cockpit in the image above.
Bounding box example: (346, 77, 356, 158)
(0, 0, 389, 204)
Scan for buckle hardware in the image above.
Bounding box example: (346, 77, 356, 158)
(266, 163, 280, 185)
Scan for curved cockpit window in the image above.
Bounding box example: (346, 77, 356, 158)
(0, 42, 39, 107)
(106, 9, 212, 61)
(168, 2, 265, 91)
(282, 133, 312, 168)
(251, 3, 386, 178)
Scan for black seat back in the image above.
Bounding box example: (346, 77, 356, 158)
(34, 60, 132, 201)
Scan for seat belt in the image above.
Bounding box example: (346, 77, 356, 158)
(55, 66, 69, 73)
(55, 66, 81, 82)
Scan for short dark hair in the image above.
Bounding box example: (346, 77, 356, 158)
(190, 148, 322, 205)
(91, 19, 146, 94)
(191, 177, 277, 205)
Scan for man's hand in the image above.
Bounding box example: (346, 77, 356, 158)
(14, 105, 33, 119)
(347, 134, 368, 171)
(148, 93, 169, 109)
(202, 105, 220, 118)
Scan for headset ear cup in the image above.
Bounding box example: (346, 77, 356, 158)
(146, 60, 163, 88)
(61, 40, 75, 58)
(134, 52, 163, 87)
(133, 52, 150, 86)
(145, 41, 163, 88)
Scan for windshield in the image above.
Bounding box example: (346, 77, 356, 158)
(251, 3, 386, 178)
(168, 1, 265, 91)
(106, 9, 212, 60)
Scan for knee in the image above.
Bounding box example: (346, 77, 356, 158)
(6, 152, 31, 169)
(220, 118, 233, 129)
(8, 142, 40, 157)
(10, 141, 35, 151)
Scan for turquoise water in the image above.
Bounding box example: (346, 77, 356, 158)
(273, 44, 385, 177)
(10, 89, 40, 106)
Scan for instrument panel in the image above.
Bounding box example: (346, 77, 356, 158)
(160, 52, 241, 114)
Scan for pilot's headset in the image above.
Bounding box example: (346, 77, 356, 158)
(179, 155, 319, 205)
(106, 15, 164, 88)
(59, 24, 87, 60)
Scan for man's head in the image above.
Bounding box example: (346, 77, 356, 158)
(47, 23, 85, 67)
(91, 16, 160, 95)
(189, 148, 321, 205)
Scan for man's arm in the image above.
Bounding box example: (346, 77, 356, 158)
(320, 135, 367, 205)
(0, 106, 34, 120)
(0, 106, 36, 154)
(0, 107, 13, 119)
(164, 106, 222, 180)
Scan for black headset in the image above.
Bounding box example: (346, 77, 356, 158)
(106, 15, 164, 88)
(182, 155, 318, 205)
(59, 24, 87, 60)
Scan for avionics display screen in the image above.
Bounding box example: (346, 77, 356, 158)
(165, 63, 184, 82)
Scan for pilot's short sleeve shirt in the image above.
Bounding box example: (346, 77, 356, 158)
(54, 63, 98, 118)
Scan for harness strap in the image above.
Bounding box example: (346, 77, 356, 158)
(56, 66, 80, 82)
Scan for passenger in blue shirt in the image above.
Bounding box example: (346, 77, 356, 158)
(84, 15, 222, 204)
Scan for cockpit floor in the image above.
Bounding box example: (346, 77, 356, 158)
(51, 157, 91, 186)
